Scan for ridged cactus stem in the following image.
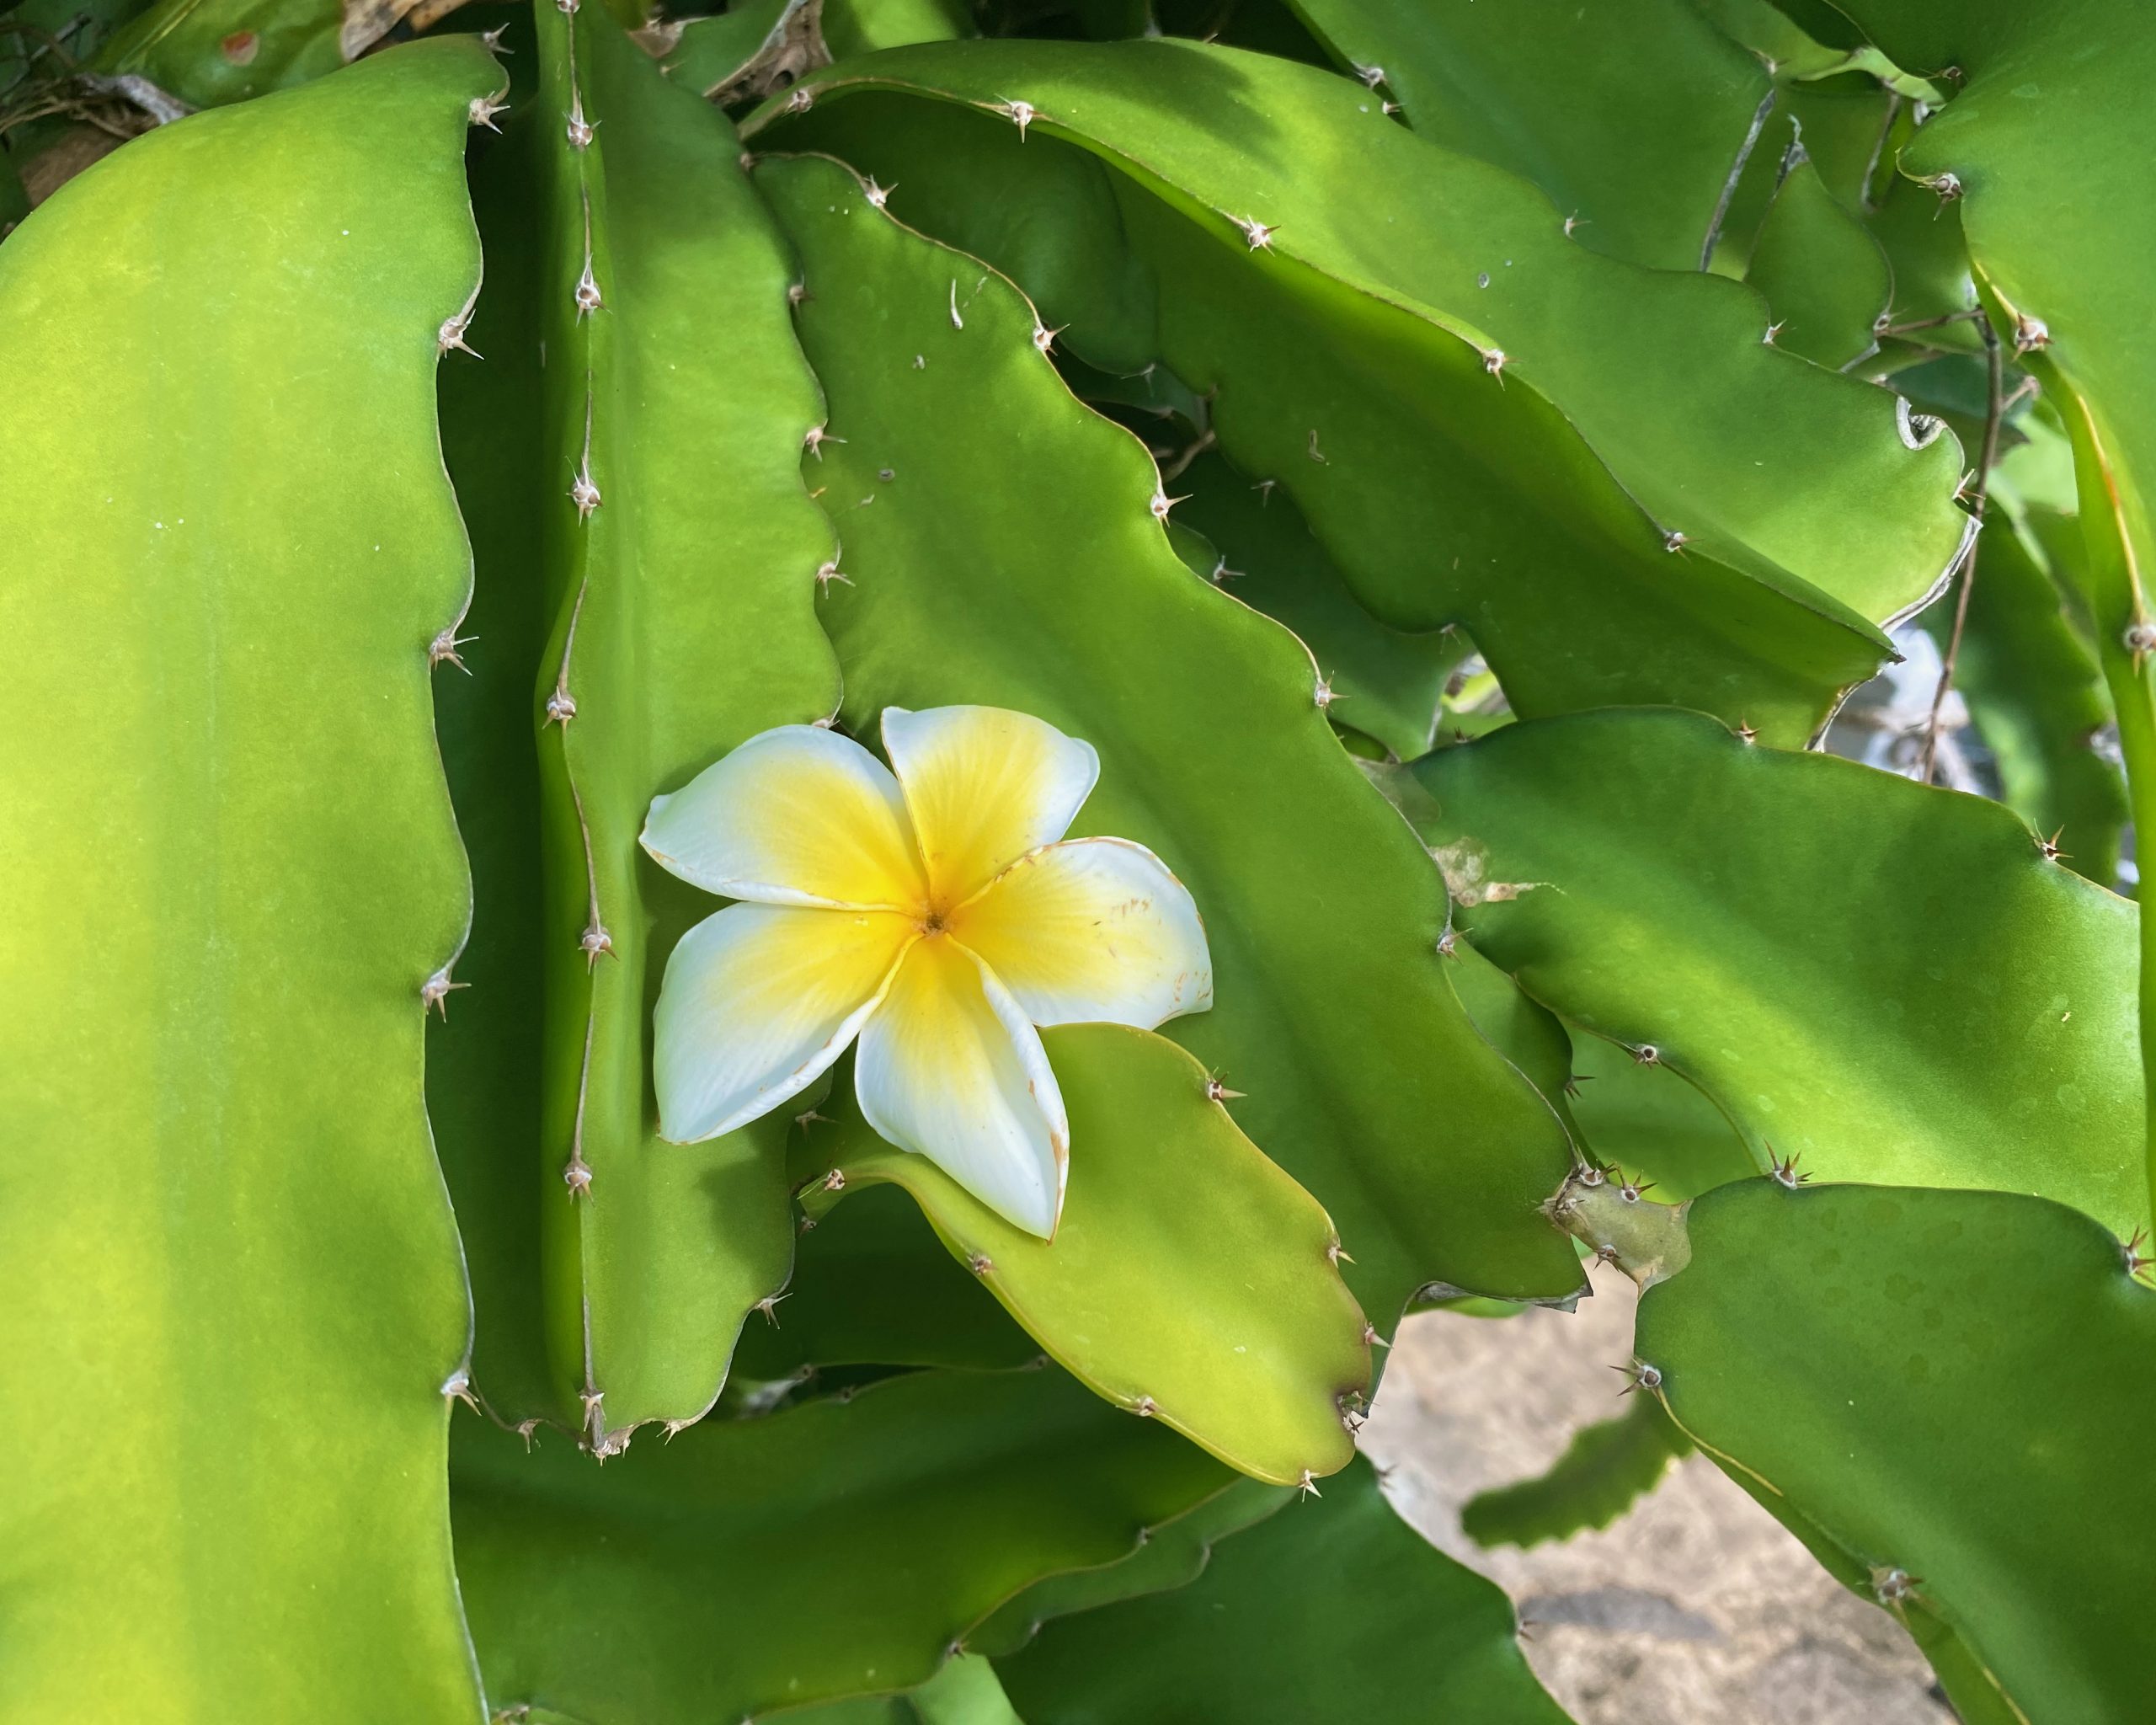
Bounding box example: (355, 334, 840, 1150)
(2057, 382, 2156, 1220)
(419, 0, 846, 1443)
(2014, 293, 2156, 1226)
(540, 0, 617, 1452)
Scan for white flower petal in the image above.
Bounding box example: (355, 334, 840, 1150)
(881, 705, 1099, 903)
(641, 725, 928, 910)
(655, 903, 918, 1143)
(951, 836, 1213, 1028)
(853, 934, 1069, 1239)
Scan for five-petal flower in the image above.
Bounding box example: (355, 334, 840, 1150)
(641, 705, 1213, 1238)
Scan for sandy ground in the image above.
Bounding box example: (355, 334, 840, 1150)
(1360, 1264, 1955, 1724)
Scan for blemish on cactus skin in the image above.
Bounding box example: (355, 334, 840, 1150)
(1430, 836, 1540, 907)
(1545, 1165, 1692, 1288)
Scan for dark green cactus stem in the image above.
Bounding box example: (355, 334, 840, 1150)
(451, 1365, 1239, 1721)
(2042, 369, 2156, 1223)
(435, 0, 844, 1445)
(1636, 1178, 2156, 1722)
(1817, 0, 2156, 1220)
(997, 1455, 1569, 1723)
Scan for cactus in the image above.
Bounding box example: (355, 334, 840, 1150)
(758, 142, 1581, 1327)
(1825, 0, 2156, 1209)
(1916, 468, 2127, 887)
(1416, 707, 2148, 1236)
(756, 40, 1969, 740)
(965, 1476, 1291, 1659)
(1634, 1179, 2156, 1722)
(92, 0, 414, 110)
(1742, 146, 1892, 368)
(1171, 447, 1470, 761)
(996, 1455, 1569, 1723)
(795, 1023, 1372, 1484)
(436, 1, 845, 1445)
(450, 1364, 1239, 1721)
(1283, 0, 1778, 273)
(0, 38, 499, 1719)
(8, 0, 2154, 1718)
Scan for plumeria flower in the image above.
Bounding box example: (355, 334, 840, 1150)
(640, 705, 1213, 1238)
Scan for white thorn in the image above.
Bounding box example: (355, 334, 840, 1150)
(864, 177, 893, 209)
(574, 259, 602, 318)
(1001, 98, 1034, 138)
(467, 93, 508, 131)
(437, 308, 480, 359)
(1236, 214, 1276, 250)
(429, 626, 475, 672)
(421, 964, 467, 1019)
(566, 97, 594, 149)
(571, 460, 601, 519)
